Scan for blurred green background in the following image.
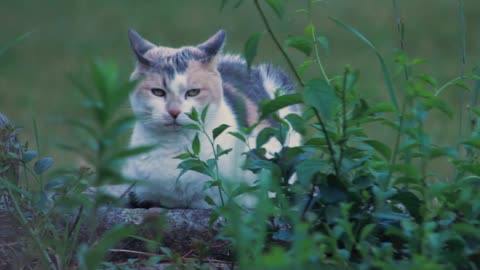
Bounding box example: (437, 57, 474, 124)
(1, 0, 479, 168)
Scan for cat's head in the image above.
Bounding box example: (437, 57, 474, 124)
(127, 29, 226, 132)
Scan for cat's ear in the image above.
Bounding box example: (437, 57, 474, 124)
(128, 29, 155, 67)
(196, 30, 226, 59)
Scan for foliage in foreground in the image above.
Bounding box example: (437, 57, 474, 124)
(1, 0, 480, 269)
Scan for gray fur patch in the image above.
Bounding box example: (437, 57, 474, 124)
(218, 54, 297, 125)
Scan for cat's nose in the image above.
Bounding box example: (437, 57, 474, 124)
(168, 109, 181, 119)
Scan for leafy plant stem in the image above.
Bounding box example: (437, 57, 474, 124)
(307, 1, 329, 84)
(387, 99, 408, 185)
(32, 118, 45, 187)
(253, 0, 304, 87)
(312, 108, 339, 177)
(457, 0, 466, 141)
(301, 185, 316, 221)
(434, 76, 465, 96)
(338, 68, 349, 167)
(392, 0, 409, 81)
(202, 128, 225, 207)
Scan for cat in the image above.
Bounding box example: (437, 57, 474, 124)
(106, 29, 301, 209)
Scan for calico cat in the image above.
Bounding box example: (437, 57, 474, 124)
(109, 29, 300, 209)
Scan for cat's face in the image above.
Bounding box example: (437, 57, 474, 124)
(128, 30, 225, 132)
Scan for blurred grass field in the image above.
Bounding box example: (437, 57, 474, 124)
(1, 0, 479, 168)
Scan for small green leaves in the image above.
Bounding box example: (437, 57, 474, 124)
(186, 108, 199, 122)
(34, 157, 54, 175)
(22, 150, 38, 163)
(174, 152, 191, 160)
(286, 36, 312, 56)
(364, 140, 392, 160)
(265, 0, 285, 18)
(177, 159, 211, 178)
(204, 195, 217, 206)
(285, 113, 306, 135)
(296, 159, 326, 186)
(260, 93, 303, 119)
(316, 35, 329, 50)
(256, 127, 277, 148)
(330, 16, 399, 111)
(244, 32, 262, 69)
(192, 133, 200, 155)
(213, 124, 230, 140)
(229, 131, 247, 143)
(200, 105, 210, 123)
(303, 79, 337, 120)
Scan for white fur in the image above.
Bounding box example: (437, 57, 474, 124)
(122, 101, 250, 208)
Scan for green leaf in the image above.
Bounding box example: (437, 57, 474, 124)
(216, 145, 233, 157)
(204, 195, 216, 206)
(209, 210, 220, 226)
(303, 79, 336, 120)
(186, 108, 199, 122)
(34, 157, 54, 175)
(391, 191, 422, 221)
(364, 139, 391, 160)
(265, 0, 285, 18)
(260, 93, 303, 119)
(359, 224, 376, 241)
(200, 105, 210, 123)
(109, 145, 155, 162)
(285, 113, 306, 135)
(23, 150, 38, 163)
(371, 211, 411, 222)
(177, 159, 211, 178)
(256, 127, 277, 148)
(350, 176, 373, 191)
(365, 103, 396, 115)
(174, 153, 191, 160)
(296, 159, 326, 186)
(160, 247, 173, 259)
(330, 17, 399, 111)
(212, 124, 230, 140)
(192, 134, 200, 155)
(244, 32, 262, 69)
(182, 124, 201, 131)
(229, 131, 247, 143)
(317, 35, 329, 50)
(286, 36, 313, 56)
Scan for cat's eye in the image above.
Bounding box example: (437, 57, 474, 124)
(186, 89, 201, 97)
(151, 88, 166, 97)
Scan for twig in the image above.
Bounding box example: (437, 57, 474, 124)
(307, 0, 329, 84)
(313, 108, 339, 177)
(253, 0, 304, 87)
(392, 0, 409, 81)
(109, 248, 159, 257)
(338, 68, 349, 168)
(301, 185, 317, 220)
(68, 205, 83, 238)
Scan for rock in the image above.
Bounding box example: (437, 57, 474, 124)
(92, 207, 224, 256)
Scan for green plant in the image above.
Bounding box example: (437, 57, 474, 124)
(209, 0, 480, 269)
(0, 60, 158, 269)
